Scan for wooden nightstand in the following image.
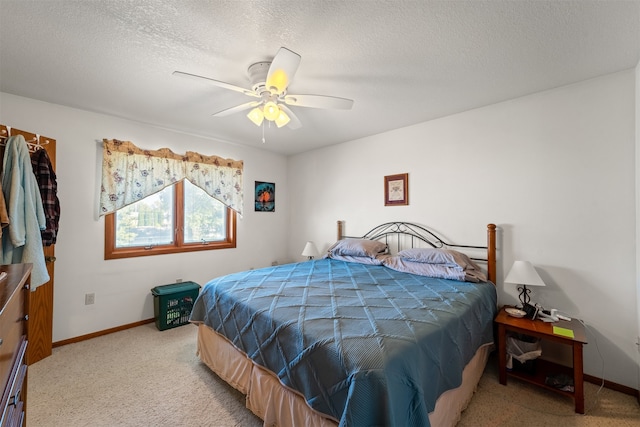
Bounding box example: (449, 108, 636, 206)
(495, 306, 588, 413)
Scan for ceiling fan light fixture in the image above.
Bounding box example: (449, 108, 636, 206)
(267, 69, 288, 94)
(263, 101, 280, 121)
(275, 109, 290, 128)
(175, 46, 353, 133)
(247, 107, 264, 126)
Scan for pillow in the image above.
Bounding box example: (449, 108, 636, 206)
(326, 253, 385, 265)
(398, 248, 477, 270)
(328, 238, 387, 259)
(384, 252, 487, 282)
(382, 256, 468, 281)
(464, 268, 487, 283)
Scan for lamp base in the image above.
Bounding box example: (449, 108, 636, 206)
(518, 284, 532, 307)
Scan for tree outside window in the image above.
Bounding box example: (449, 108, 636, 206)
(105, 179, 235, 259)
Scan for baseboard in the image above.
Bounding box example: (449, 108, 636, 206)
(52, 318, 155, 348)
(584, 373, 639, 398)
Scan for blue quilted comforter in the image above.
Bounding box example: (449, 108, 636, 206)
(190, 259, 497, 426)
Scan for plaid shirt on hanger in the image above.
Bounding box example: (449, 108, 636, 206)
(31, 148, 60, 246)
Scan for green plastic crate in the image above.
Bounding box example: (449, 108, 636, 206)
(151, 281, 200, 331)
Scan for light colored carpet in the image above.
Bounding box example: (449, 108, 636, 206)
(28, 323, 261, 427)
(461, 353, 640, 426)
(27, 323, 639, 426)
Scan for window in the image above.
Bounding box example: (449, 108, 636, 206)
(100, 138, 242, 259)
(105, 179, 236, 259)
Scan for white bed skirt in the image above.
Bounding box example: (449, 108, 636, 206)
(196, 323, 492, 427)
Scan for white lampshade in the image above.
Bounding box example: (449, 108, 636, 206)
(263, 101, 280, 121)
(247, 107, 264, 126)
(301, 241, 319, 260)
(504, 261, 546, 287)
(274, 109, 290, 128)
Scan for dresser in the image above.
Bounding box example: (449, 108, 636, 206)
(0, 264, 32, 426)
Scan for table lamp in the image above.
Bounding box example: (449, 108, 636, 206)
(301, 241, 319, 260)
(504, 260, 546, 308)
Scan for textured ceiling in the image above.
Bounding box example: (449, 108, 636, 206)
(1, 1, 639, 155)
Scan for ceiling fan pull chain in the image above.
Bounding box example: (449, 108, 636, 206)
(262, 121, 266, 143)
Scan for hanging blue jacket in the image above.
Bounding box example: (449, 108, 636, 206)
(2, 134, 49, 288)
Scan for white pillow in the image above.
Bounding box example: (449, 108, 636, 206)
(382, 256, 467, 281)
(327, 254, 385, 265)
(398, 248, 475, 269)
(328, 239, 387, 258)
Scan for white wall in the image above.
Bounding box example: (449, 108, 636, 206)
(0, 92, 290, 342)
(635, 60, 640, 392)
(289, 70, 638, 389)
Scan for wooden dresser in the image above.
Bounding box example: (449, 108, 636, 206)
(0, 264, 32, 426)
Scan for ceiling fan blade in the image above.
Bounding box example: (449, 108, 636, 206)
(283, 94, 354, 110)
(279, 105, 302, 129)
(173, 71, 258, 97)
(212, 101, 261, 117)
(266, 47, 301, 95)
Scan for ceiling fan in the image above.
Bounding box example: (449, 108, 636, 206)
(173, 47, 354, 130)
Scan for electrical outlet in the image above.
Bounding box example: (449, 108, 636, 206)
(175, 278, 183, 283)
(85, 293, 95, 305)
(271, 261, 279, 266)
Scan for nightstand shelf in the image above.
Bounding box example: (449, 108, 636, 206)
(507, 358, 575, 398)
(495, 306, 588, 413)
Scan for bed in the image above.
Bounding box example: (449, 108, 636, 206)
(190, 221, 497, 427)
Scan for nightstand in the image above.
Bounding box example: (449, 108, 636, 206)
(495, 306, 588, 413)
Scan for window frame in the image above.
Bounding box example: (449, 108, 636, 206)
(104, 180, 236, 259)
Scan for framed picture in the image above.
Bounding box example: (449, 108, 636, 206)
(255, 181, 275, 212)
(384, 173, 408, 206)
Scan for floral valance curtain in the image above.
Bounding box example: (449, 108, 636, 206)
(99, 139, 243, 216)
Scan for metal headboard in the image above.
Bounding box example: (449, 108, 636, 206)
(337, 221, 497, 284)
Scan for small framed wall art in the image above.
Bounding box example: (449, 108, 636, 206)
(255, 181, 275, 212)
(384, 173, 408, 206)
